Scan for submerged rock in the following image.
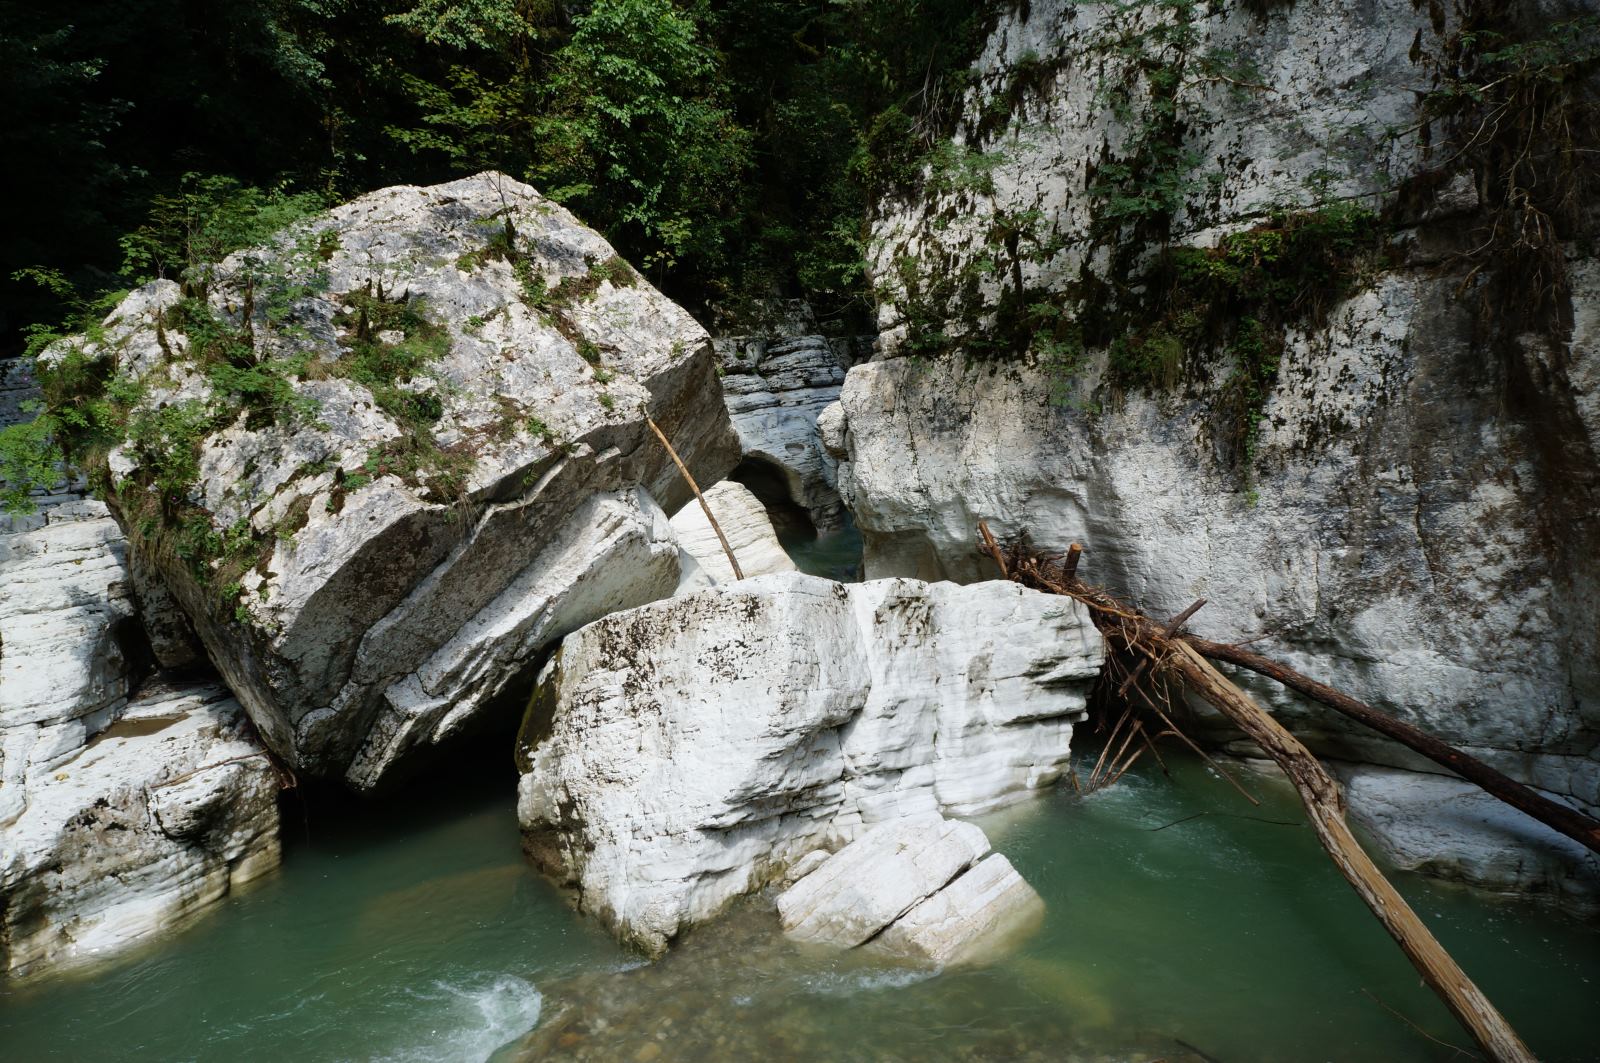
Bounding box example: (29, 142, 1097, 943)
(1336, 764, 1600, 907)
(54, 173, 738, 787)
(668, 480, 795, 583)
(777, 815, 1044, 965)
(516, 572, 1102, 954)
(0, 680, 280, 977)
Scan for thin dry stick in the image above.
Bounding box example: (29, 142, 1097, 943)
(645, 411, 743, 580)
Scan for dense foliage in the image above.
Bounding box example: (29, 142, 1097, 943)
(0, 0, 995, 350)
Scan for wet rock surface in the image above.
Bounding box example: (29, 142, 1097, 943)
(517, 572, 1102, 954)
(0, 679, 280, 977)
(1336, 763, 1600, 906)
(778, 816, 992, 948)
(777, 815, 1044, 965)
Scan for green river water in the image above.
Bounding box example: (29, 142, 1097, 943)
(2, 524, 1595, 1061)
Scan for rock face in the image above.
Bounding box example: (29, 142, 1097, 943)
(668, 480, 795, 582)
(516, 572, 1103, 954)
(0, 499, 147, 828)
(1, 378, 277, 977)
(716, 327, 868, 532)
(1334, 764, 1600, 906)
(1, 680, 280, 977)
(823, 0, 1600, 858)
(59, 173, 739, 787)
(777, 816, 1043, 965)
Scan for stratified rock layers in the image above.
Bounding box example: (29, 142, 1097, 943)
(1, 681, 279, 977)
(823, 0, 1600, 896)
(668, 480, 795, 583)
(61, 173, 739, 787)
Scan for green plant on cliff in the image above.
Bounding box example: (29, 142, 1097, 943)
(1083, 0, 1264, 241)
(1409, 7, 1600, 331)
(1106, 201, 1388, 462)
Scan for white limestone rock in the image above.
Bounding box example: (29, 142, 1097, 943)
(873, 852, 1044, 966)
(0, 501, 142, 828)
(50, 173, 739, 787)
(715, 333, 867, 530)
(516, 571, 1102, 954)
(668, 480, 796, 583)
(1336, 764, 1600, 908)
(0, 489, 282, 977)
(0, 680, 280, 977)
(828, 276, 1600, 851)
(777, 815, 990, 947)
(868, 0, 1435, 356)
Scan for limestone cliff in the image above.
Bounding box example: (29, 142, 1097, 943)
(823, 0, 1600, 895)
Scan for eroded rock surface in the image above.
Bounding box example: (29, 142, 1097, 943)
(716, 328, 868, 531)
(1336, 764, 1600, 906)
(668, 480, 795, 583)
(0, 680, 280, 977)
(516, 572, 1102, 954)
(824, 0, 1600, 875)
(55, 173, 739, 787)
(778, 816, 992, 948)
(876, 851, 1043, 966)
(777, 815, 1044, 965)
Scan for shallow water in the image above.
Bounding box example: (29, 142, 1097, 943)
(783, 515, 865, 582)
(0, 773, 623, 1061)
(3, 748, 1596, 1061)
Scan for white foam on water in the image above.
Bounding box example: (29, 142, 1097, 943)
(379, 974, 542, 1063)
(800, 965, 938, 997)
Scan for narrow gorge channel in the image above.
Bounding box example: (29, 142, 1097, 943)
(3, 1, 1597, 1058)
(4, 739, 1596, 1061)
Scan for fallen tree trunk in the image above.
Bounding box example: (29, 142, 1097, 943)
(1168, 641, 1534, 1063)
(977, 526, 1535, 1062)
(1187, 636, 1600, 858)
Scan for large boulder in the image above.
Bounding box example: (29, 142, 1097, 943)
(1, 679, 280, 977)
(516, 571, 1102, 954)
(53, 173, 739, 787)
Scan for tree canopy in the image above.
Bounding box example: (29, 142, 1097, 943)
(0, 0, 995, 346)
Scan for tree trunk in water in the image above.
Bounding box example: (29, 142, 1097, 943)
(1168, 641, 1536, 1063)
(1186, 635, 1600, 857)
